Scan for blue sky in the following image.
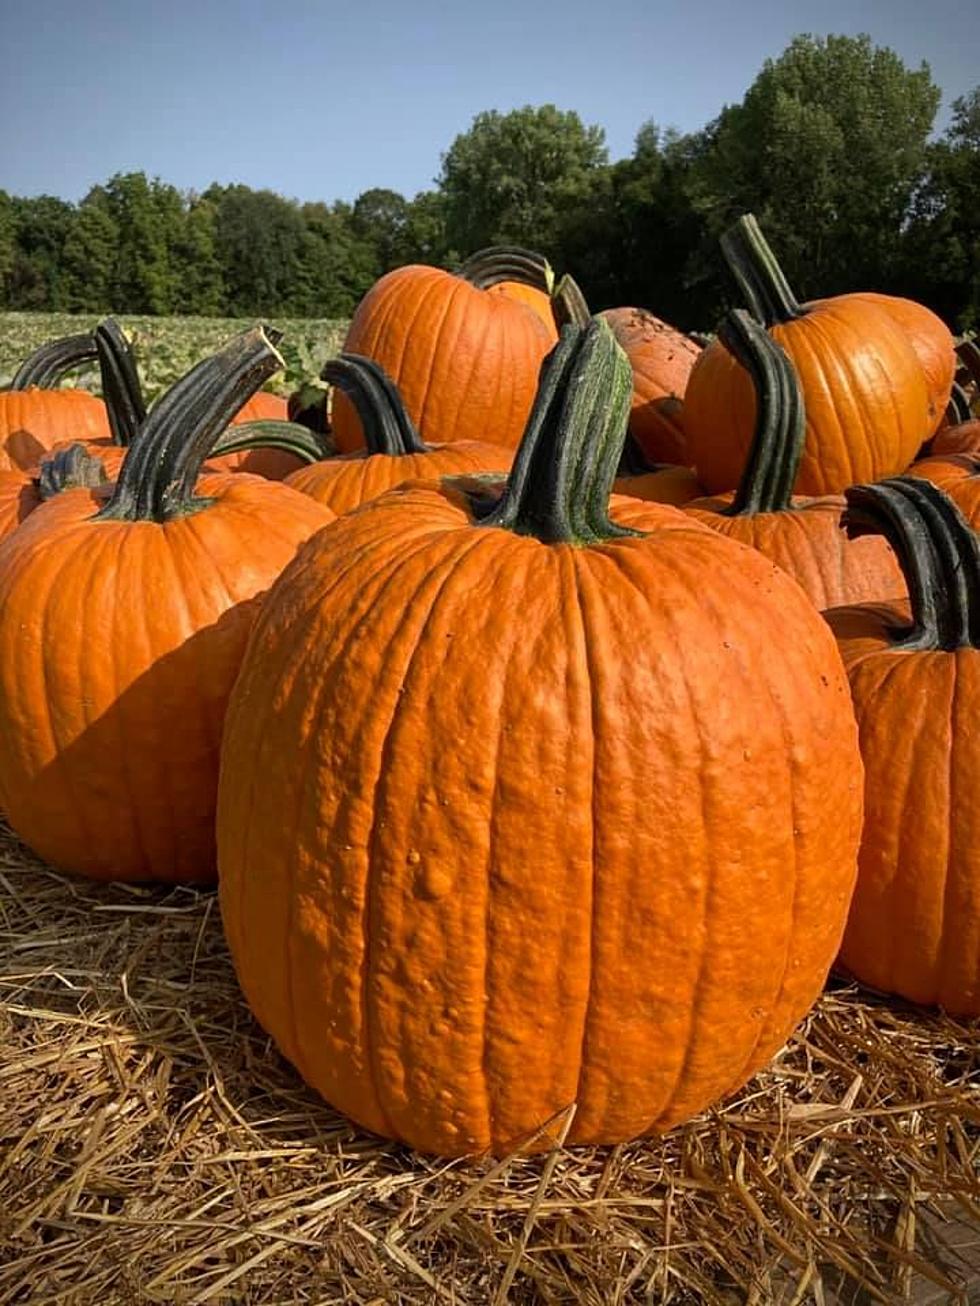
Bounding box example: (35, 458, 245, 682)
(3, 0, 977, 205)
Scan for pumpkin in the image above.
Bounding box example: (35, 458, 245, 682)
(826, 478, 980, 1015)
(684, 215, 939, 496)
(848, 292, 955, 426)
(684, 311, 906, 609)
(0, 327, 334, 884)
(284, 354, 513, 516)
(600, 307, 701, 466)
(908, 449, 980, 522)
(613, 463, 703, 506)
(0, 332, 110, 471)
(218, 318, 863, 1157)
(0, 444, 108, 542)
(332, 245, 570, 454)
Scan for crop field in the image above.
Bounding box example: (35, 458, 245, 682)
(0, 312, 349, 402)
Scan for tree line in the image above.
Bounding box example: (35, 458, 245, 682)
(1, 34, 977, 334)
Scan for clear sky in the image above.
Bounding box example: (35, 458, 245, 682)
(3, 0, 978, 206)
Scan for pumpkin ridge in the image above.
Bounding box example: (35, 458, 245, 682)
(417, 277, 469, 440)
(362, 530, 493, 1143)
(936, 662, 959, 1005)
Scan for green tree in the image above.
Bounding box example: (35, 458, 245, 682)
(0, 191, 16, 307)
(172, 196, 224, 316)
(692, 34, 940, 297)
(6, 196, 75, 309)
(295, 201, 378, 316)
(102, 172, 183, 313)
(351, 187, 412, 275)
(209, 185, 309, 316)
(438, 105, 607, 256)
(61, 186, 119, 311)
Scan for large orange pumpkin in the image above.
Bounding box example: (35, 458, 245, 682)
(332, 245, 568, 454)
(0, 332, 109, 471)
(684, 311, 905, 610)
(285, 354, 512, 515)
(0, 327, 333, 884)
(826, 478, 980, 1015)
(601, 307, 701, 466)
(218, 318, 863, 1157)
(684, 215, 940, 496)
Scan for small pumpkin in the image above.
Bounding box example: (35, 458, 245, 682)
(826, 478, 980, 1015)
(0, 333, 110, 471)
(218, 317, 863, 1157)
(0, 327, 334, 884)
(600, 307, 701, 466)
(332, 245, 573, 454)
(0, 444, 108, 542)
(684, 311, 906, 609)
(684, 215, 941, 496)
(284, 354, 513, 515)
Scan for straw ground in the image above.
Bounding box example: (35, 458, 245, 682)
(1, 821, 977, 1304)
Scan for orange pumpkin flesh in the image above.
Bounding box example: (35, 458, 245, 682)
(332, 245, 563, 454)
(0, 332, 109, 472)
(285, 354, 512, 515)
(684, 312, 905, 610)
(601, 307, 701, 466)
(826, 479, 980, 1014)
(218, 319, 863, 1156)
(0, 328, 333, 884)
(684, 215, 937, 497)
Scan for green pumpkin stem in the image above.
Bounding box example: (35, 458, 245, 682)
(946, 382, 974, 426)
(36, 443, 109, 500)
(98, 326, 283, 523)
(721, 214, 806, 326)
(321, 355, 427, 455)
(10, 333, 98, 390)
(457, 245, 555, 295)
(481, 318, 637, 543)
(95, 319, 147, 447)
(551, 273, 591, 329)
(722, 309, 805, 515)
(208, 419, 328, 465)
(843, 478, 980, 650)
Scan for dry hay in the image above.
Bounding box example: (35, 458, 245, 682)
(0, 820, 977, 1306)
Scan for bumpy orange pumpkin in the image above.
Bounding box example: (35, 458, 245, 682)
(601, 307, 701, 466)
(826, 478, 980, 1014)
(0, 328, 333, 884)
(332, 245, 569, 454)
(684, 215, 939, 496)
(684, 312, 905, 609)
(285, 354, 512, 515)
(218, 318, 863, 1157)
(0, 332, 109, 471)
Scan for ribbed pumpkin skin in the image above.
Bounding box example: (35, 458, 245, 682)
(684, 302, 932, 497)
(285, 442, 513, 516)
(930, 419, 980, 458)
(0, 474, 333, 883)
(908, 453, 980, 523)
(218, 484, 862, 1157)
(0, 470, 39, 540)
(332, 266, 557, 453)
(0, 389, 109, 472)
(847, 293, 955, 431)
(489, 280, 559, 338)
(685, 496, 906, 610)
(613, 465, 703, 507)
(826, 602, 980, 1014)
(601, 308, 701, 466)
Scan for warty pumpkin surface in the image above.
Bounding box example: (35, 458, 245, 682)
(684, 311, 905, 610)
(218, 318, 863, 1157)
(825, 478, 980, 1015)
(684, 215, 936, 497)
(285, 354, 512, 515)
(0, 327, 333, 885)
(332, 245, 564, 454)
(0, 332, 109, 471)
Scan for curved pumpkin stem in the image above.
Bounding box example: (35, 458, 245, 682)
(209, 419, 328, 465)
(480, 318, 637, 543)
(9, 333, 99, 390)
(843, 477, 980, 650)
(321, 355, 427, 456)
(98, 326, 283, 523)
(721, 214, 806, 326)
(95, 319, 147, 447)
(956, 339, 980, 390)
(36, 443, 109, 500)
(457, 245, 555, 295)
(721, 309, 805, 515)
(551, 273, 591, 329)
(946, 382, 974, 426)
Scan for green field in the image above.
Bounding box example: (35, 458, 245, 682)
(0, 313, 349, 402)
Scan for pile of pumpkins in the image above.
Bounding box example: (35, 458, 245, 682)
(0, 215, 977, 1159)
